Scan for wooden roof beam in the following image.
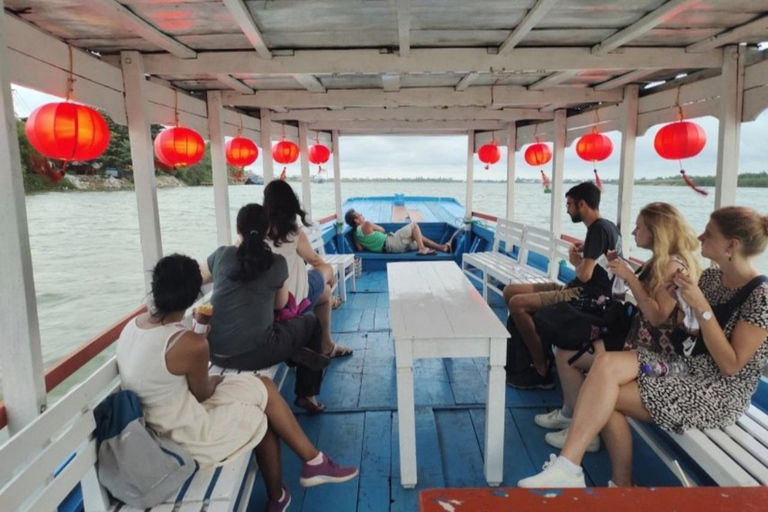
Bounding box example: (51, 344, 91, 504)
(498, 0, 560, 54)
(592, 0, 702, 55)
(222, 0, 272, 59)
(687, 15, 768, 53)
(594, 70, 658, 91)
(89, 0, 195, 59)
(308, 120, 511, 132)
(143, 48, 722, 76)
(222, 86, 622, 109)
(455, 72, 481, 91)
(397, 0, 411, 58)
(292, 74, 326, 93)
(215, 74, 254, 94)
(382, 73, 401, 92)
(528, 71, 578, 90)
(270, 107, 553, 122)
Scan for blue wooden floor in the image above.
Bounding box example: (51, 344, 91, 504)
(247, 270, 681, 512)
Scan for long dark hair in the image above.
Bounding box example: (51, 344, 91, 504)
(263, 180, 310, 247)
(150, 253, 202, 320)
(231, 203, 275, 281)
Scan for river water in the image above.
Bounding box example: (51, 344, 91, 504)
(1, 182, 766, 397)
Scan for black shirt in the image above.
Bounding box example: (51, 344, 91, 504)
(569, 218, 622, 298)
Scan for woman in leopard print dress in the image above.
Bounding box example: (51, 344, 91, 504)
(520, 206, 768, 489)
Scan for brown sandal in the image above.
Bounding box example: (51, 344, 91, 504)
(294, 397, 326, 415)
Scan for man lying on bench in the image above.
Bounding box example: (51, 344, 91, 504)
(345, 208, 452, 255)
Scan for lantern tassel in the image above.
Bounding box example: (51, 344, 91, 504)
(280, 167, 287, 181)
(680, 169, 708, 196)
(593, 168, 603, 192)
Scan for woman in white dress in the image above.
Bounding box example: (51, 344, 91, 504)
(117, 254, 358, 511)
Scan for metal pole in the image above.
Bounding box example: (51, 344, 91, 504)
(332, 130, 343, 225)
(121, 51, 163, 292)
(715, 45, 744, 208)
(206, 91, 232, 247)
(550, 109, 567, 238)
(299, 121, 312, 220)
(617, 85, 639, 256)
(465, 130, 474, 222)
(0, 1, 47, 433)
(506, 123, 517, 220)
(260, 107, 274, 183)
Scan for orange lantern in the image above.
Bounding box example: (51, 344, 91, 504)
(154, 127, 205, 168)
(655, 120, 708, 195)
(308, 143, 330, 172)
(272, 138, 300, 165)
(478, 141, 501, 170)
(654, 121, 706, 160)
(576, 132, 613, 163)
(25, 102, 110, 161)
(226, 137, 259, 167)
(524, 143, 552, 166)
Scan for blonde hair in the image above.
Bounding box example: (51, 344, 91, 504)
(639, 202, 702, 295)
(710, 206, 768, 257)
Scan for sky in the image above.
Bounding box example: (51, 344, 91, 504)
(12, 84, 768, 182)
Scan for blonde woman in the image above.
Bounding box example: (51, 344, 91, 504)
(535, 203, 701, 457)
(520, 206, 768, 488)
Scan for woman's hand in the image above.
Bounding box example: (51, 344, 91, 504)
(672, 272, 710, 313)
(608, 258, 635, 282)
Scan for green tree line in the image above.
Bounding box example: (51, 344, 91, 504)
(636, 172, 768, 188)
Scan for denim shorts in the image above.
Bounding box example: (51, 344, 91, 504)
(306, 268, 325, 309)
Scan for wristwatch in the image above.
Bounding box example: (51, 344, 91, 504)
(701, 310, 714, 321)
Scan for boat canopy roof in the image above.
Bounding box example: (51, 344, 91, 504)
(5, 0, 768, 144)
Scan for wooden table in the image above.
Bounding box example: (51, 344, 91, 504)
(387, 261, 509, 488)
(419, 487, 768, 512)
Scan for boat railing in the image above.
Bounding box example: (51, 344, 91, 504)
(0, 213, 341, 433)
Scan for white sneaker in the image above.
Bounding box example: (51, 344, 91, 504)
(518, 454, 586, 488)
(544, 428, 601, 453)
(607, 480, 617, 487)
(534, 409, 572, 430)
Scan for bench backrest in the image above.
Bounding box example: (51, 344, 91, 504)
(520, 225, 554, 270)
(305, 224, 327, 257)
(492, 219, 525, 257)
(550, 238, 574, 280)
(0, 358, 119, 512)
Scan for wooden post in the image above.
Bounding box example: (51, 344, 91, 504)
(206, 91, 232, 247)
(0, 2, 47, 433)
(299, 121, 312, 220)
(550, 109, 566, 237)
(121, 51, 163, 292)
(506, 123, 517, 221)
(465, 130, 474, 222)
(332, 130, 343, 228)
(617, 85, 639, 256)
(715, 45, 745, 208)
(260, 107, 274, 183)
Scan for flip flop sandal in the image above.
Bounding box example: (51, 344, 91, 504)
(331, 295, 343, 309)
(294, 397, 326, 415)
(327, 343, 354, 358)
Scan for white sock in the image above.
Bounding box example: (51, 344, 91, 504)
(557, 456, 582, 475)
(560, 406, 573, 418)
(307, 452, 324, 466)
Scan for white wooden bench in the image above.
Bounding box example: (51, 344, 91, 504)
(0, 293, 283, 512)
(306, 224, 356, 302)
(463, 219, 572, 302)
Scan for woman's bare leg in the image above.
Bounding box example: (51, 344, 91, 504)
(260, 377, 320, 462)
(601, 380, 650, 486)
(560, 351, 647, 465)
(254, 427, 283, 501)
(555, 342, 604, 411)
(313, 285, 334, 353)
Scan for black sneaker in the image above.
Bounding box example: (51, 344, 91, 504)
(506, 367, 555, 390)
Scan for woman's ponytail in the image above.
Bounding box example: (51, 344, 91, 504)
(231, 205, 275, 282)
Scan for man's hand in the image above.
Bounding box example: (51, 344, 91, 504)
(568, 243, 583, 266)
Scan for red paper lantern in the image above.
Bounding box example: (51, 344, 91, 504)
(154, 127, 205, 167)
(272, 139, 300, 165)
(576, 132, 613, 162)
(478, 142, 501, 169)
(226, 137, 259, 167)
(524, 143, 552, 166)
(308, 143, 330, 166)
(25, 102, 110, 161)
(654, 121, 706, 160)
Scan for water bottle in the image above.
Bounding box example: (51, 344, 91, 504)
(640, 360, 688, 377)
